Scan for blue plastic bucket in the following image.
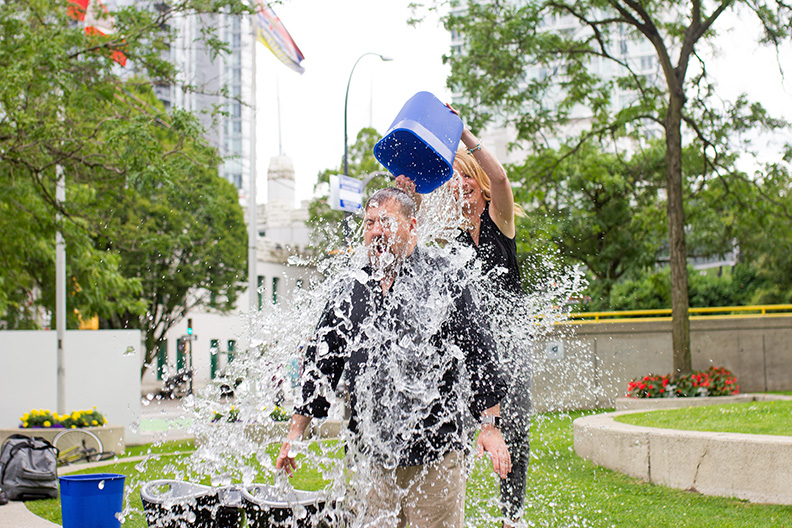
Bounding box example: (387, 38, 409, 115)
(60, 473, 125, 528)
(373, 91, 464, 193)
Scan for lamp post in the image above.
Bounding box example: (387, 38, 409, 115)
(343, 53, 393, 177)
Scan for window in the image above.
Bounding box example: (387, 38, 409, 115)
(257, 275, 265, 309)
(272, 277, 279, 304)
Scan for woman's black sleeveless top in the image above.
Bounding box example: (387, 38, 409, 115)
(457, 203, 522, 296)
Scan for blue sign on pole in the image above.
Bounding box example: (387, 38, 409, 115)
(329, 174, 364, 212)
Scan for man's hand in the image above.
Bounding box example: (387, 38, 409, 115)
(477, 424, 511, 479)
(275, 441, 298, 477)
(275, 414, 312, 477)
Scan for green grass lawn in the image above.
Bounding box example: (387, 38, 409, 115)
(27, 411, 792, 527)
(615, 400, 792, 436)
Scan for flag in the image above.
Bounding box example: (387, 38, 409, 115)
(254, 2, 305, 74)
(68, 0, 127, 66)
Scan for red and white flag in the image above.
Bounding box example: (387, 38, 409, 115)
(68, 0, 127, 66)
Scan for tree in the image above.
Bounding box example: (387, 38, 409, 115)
(0, 0, 251, 373)
(513, 142, 666, 307)
(97, 138, 247, 378)
(445, 0, 791, 374)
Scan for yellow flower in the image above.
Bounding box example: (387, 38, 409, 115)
(43, 421, 51, 427)
(23, 422, 28, 428)
(71, 425, 76, 428)
(71, 412, 80, 420)
(92, 420, 98, 426)
(21, 413, 30, 421)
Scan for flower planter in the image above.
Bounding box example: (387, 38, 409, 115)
(0, 425, 125, 454)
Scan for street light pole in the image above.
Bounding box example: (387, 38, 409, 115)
(343, 53, 392, 241)
(343, 53, 393, 177)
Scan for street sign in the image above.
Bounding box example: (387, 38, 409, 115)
(329, 174, 363, 212)
(182, 334, 198, 341)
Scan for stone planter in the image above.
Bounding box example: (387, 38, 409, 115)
(615, 393, 791, 411)
(0, 425, 126, 453)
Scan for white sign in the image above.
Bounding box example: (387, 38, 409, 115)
(329, 174, 364, 212)
(545, 341, 564, 361)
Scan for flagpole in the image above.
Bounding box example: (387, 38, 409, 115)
(248, 15, 258, 313)
(56, 164, 67, 415)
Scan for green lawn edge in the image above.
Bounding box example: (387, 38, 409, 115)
(615, 400, 792, 436)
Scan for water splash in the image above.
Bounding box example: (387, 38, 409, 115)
(128, 179, 588, 527)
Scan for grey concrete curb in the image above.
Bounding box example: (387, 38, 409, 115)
(573, 398, 792, 505)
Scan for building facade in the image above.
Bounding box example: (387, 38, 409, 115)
(142, 156, 318, 396)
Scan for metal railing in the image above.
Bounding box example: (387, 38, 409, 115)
(566, 304, 792, 324)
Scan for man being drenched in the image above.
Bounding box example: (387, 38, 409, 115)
(276, 187, 510, 528)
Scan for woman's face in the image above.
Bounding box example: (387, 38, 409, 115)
(450, 166, 484, 212)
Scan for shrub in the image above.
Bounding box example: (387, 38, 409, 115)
(626, 366, 739, 398)
(627, 374, 671, 398)
(19, 408, 107, 428)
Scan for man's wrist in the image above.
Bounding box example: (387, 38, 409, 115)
(481, 415, 502, 429)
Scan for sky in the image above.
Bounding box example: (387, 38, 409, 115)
(253, 0, 453, 204)
(251, 1, 792, 205)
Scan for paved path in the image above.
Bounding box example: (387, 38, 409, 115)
(0, 502, 59, 528)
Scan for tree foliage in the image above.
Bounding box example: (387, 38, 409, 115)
(0, 0, 250, 376)
(444, 0, 792, 373)
(513, 142, 666, 306)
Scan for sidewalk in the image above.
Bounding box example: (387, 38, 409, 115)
(0, 502, 58, 528)
(0, 396, 195, 527)
(136, 396, 195, 445)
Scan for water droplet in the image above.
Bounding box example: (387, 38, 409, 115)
(98, 480, 105, 490)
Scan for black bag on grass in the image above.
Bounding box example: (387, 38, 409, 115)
(0, 434, 59, 500)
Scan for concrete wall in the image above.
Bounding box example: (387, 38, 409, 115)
(532, 316, 792, 411)
(0, 330, 142, 444)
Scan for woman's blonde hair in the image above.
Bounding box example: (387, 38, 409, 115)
(454, 148, 526, 217)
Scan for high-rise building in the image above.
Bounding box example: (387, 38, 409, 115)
(162, 11, 256, 197)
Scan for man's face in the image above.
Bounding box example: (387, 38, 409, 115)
(363, 198, 416, 270)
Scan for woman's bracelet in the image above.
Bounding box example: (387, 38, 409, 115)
(467, 142, 482, 154)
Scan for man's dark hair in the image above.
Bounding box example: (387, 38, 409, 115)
(365, 187, 417, 218)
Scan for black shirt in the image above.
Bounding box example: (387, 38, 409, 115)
(295, 247, 506, 467)
(457, 202, 523, 296)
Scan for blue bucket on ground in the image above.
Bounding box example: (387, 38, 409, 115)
(59, 473, 125, 528)
(373, 91, 464, 193)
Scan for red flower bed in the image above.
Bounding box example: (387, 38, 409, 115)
(627, 366, 740, 398)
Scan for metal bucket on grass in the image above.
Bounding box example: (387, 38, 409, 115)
(140, 479, 240, 528)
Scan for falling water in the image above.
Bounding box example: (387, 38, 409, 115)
(126, 178, 590, 528)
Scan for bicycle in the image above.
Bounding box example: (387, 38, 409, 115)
(53, 429, 116, 466)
